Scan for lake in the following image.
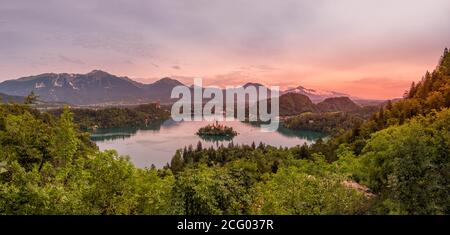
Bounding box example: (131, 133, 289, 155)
(91, 119, 327, 168)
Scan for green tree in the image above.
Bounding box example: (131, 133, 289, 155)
(172, 165, 251, 215)
(170, 150, 184, 174)
(360, 109, 450, 214)
(51, 107, 80, 167)
(251, 166, 368, 215)
(24, 91, 38, 105)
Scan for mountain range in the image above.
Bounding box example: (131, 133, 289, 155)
(277, 93, 364, 116)
(0, 70, 183, 105)
(282, 86, 350, 103)
(0, 70, 383, 106)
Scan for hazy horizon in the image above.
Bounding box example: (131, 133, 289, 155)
(1, 0, 450, 99)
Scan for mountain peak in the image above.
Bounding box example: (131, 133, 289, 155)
(283, 85, 350, 103)
(317, 96, 361, 112)
(243, 82, 264, 88)
(87, 70, 111, 77)
(322, 96, 353, 102)
(152, 77, 183, 86)
(279, 92, 318, 116)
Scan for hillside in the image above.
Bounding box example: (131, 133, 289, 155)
(143, 77, 185, 104)
(0, 92, 24, 103)
(278, 93, 373, 117)
(282, 85, 350, 103)
(0, 70, 185, 105)
(361, 47, 450, 134)
(278, 93, 319, 116)
(317, 97, 361, 112)
(48, 103, 170, 130)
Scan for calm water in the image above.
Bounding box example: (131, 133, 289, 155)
(91, 119, 326, 168)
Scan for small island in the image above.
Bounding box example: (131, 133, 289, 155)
(196, 121, 238, 140)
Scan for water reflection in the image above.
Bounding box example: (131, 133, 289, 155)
(92, 119, 327, 168)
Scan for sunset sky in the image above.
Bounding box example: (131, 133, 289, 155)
(1, 0, 449, 99)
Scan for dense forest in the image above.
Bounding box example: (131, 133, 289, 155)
(0, 49, 449, 215)
(283, 111, 365, 134)
(48, 103, 170, 130)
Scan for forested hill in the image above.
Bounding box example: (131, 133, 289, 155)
(306, 48, 450, 214)
(285, 48, 450, 136)
(317, 97, 361, 112)
(0, 93, 24, 103)
(358, 47, 450, 138)
(278, 92, 319, 115)
(277, 93, 369, 116)
(48, 103, 170, 130)
(319, 48, 450, 154)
